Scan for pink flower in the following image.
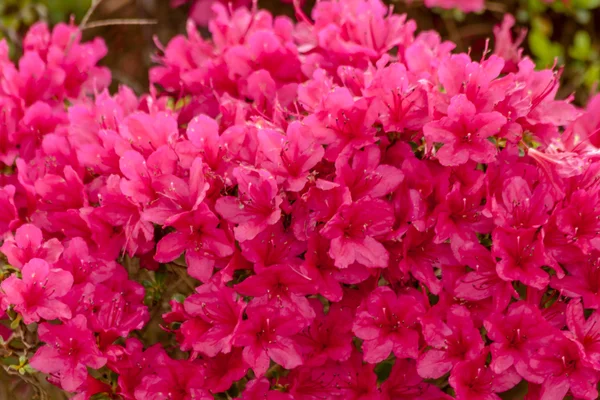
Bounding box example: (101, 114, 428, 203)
(492, 227, 555, 290)
(0, 223, 62, 269)
(155, 203, 234, 282)
(296, 300, 354, 366)
(484, 302, 551, 379)
(352, 286, 425, 363)
(399, 226, 456, 295)
(239, 222, 306, 272)
(382, 359, 452, 400)
(242, 378, 293, 400)
(530, 334, 600, 400)
(417, 305, 484, 379)
(365, 63, 430, 134)
(215, 166, 283, 242)
(552, 256, 600, 309)
(235, 264, 317, 322)
(334, 145, 404, 200)
(566, 299, 600, 370)
(233, 305, 304, 376)
(180, 281, 245, 357)
(489, 176, 554, 230)
(30, 315, 107, 392)
(555, 189, 600, 254)
(320, 198, 394, 269)
(334, 351, 381, 400)
(134, 354, 212, 400)
(453, 243, 517, 310)
(424, 94, 506, 166)
(449, 350, 521, 400)
(0, 185, 18, 236)
(303, 234, 370, 302)
(258, 122, 324, 192)
(146, 156, 209, 225)
(493, 15, 526, 73)
(1, 258, 72, 324)
(200, 348, 248, 393)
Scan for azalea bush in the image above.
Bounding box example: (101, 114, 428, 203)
(1, 0, 600, 399)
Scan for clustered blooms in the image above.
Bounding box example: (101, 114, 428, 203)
(1, 0, 600, 399)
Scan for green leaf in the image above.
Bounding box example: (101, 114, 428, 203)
(528, 28, 564, 68)
(569, 30, 592, 61)
(10, 314, 22, 329)
(584, 63, 600, 88)
(572, 0, 600, 9)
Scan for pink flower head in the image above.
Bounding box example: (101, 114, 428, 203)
(382, 359, 452, 400)
(449, 350, 521, 400)
(489, 176, 554, 230)
(418, 305, 484, 379)
(134, 353, 212, 400)
(334, 145, 404, 200)
(30, 315, 107, 392)
(258, 122, 324, 192)
(1, 258, 73, 324)
(233, 305, 304, 376)
(235, 264, 317, 322)
(453, 243, 517, 310)
(484, 301, 552, 379)
(180, 281, 245, 357)
(296, 299, 354, 366)
(0, 185, 18, 236)
(119, 112, 179, 156)
(242, 378, 293, 400)
(320, 197, 394, 269)
(155, 203, 234, 282)
(364, 63, 430, 134)
(424, 94, 506, 166)
(200, 348, 248, 393)
(352, 286, 425, 363)
(555, 189, 600, 254)
(530, 334, 600, 400)
(215, 166, 283, 242)
(492, 227, 557, 290)
(552, 254, 600, 309)
(566, 299, 600, 370)
(1, 223, 62, 269)
(239, 222, 306, 272)
(493, 15, 526, 74)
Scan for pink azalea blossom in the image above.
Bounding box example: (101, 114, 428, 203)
(181, 281, 245, 357)
(530, 334, 600, 400)
(320, 198, 394, 269)
(484, 301, 551, 379)
(30, 315, 107, 392)
(424, 94, 506, 166)
(382, 359, 452, 400)
(352, 286, 425, 363)
(155, 203, 234, 282)
(0, 185, 18, 236)
(0, 223, 63, 269)
(233, 305, 304, 376)
(418, 305, 484, 379)
(449, 350, 521, 400)
(215, 166, 283, 242)
(1, 258, 72, 324)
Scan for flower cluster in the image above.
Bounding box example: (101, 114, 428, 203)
(1, 0, 600, 399)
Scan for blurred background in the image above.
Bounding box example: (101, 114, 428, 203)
(1, 0, 600, 399)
